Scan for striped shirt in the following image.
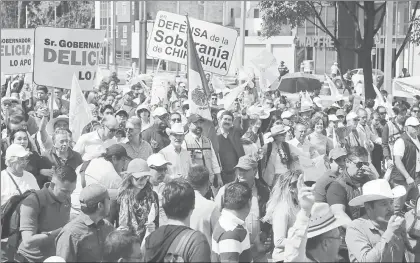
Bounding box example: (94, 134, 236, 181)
(211, 209, 251, 263)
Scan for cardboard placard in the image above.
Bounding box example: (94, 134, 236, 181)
(1, 29, 34, 74)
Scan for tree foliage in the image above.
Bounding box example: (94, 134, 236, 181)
(0, 1, 94, 29)
(259, 1, 388, 99)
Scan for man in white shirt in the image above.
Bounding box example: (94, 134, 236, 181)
(356, 108, 382, 160)
(159, 123, 192, 179)
(390, 116, 420, 214)
(70, 144, 129, 218)
(288, 122, 318, 160)
(186, 165, 216, 246)
(73, 115, 118, 157)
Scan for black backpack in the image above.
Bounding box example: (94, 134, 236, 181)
(1, 171, 40, 240)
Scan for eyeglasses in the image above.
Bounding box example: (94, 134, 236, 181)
(152, 166, 168, 172)
(414, 110, 419, 113)
(349, 159, 369, 169)
(2, 103, 11, 107)
(171, 118, 181, 123)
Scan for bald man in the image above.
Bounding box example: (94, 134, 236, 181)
(73, 115, 119, 158)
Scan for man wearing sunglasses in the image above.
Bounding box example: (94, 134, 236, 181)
(326, 146, 376, 224)
(73, 115, 118, 157)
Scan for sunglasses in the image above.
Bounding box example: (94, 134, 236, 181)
(152, 166, 168, 172)
(350, 159, 369, 169)
(413, 110, 419, 113)
(171, 118, 181, 123)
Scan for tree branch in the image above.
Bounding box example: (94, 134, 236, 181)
(306, 2, 338, 43)
(393, 1, 420, 64)
(374, 2, 386, 15)
(339, 2, 363, 44)
(355, 2, 365, 11)
(373, 4, 387, 36)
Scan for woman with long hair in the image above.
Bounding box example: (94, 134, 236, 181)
(117, 159, 159, 241)
(262, 171, 300, 263)
(123, 117, 153, 160)
(136, 105, 153, 132)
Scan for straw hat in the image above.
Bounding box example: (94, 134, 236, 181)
(246, 105, 270, 119)
(269, 125, 290, 137)
(166, 123, 185, 136)
(349, 179, 407, 207)
(46, 115, 69, 135)
(308, 203, 351, 238)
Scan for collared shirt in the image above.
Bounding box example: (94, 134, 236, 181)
(182, 133, 221, 174)
(123, 140, 153, 160)
(190, 190, 217, 246)
(73, 130, 117, 158)
(346, 216, 406, 262)
(18, 184, 71, 262)
(71, 157, 122, 214)
(42, 148, 83, 170)
(1, 170, 39, 206)
(55, 213, 115, 262)
(211, 209, 251, 263)
(159, 144, 193, 179)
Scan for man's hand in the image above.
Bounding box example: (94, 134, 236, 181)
(406, 176, 415, 186)
(386, 215, 405, 234)
(214, 173, 223, 188)
(40, 168, 54, 178)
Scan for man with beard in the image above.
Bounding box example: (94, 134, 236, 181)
(159, 123, 192, 179)
(184, 114, 223, 188)
(346, 179, 407, 262)
(217, 111, 245, 184)
(382, 104, 406, 170)
(142, 107, 171, 153)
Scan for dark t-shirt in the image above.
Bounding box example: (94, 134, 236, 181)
(326, 181, 362, 220)
(314, 170, 338, 203)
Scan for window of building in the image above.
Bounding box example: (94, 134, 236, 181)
(132, 1, 135, 16)
(123, 25, 127, 39)
(122, 2, 127, 16)
(124, 51, 131, 60)
(254, 9, 260, 18)
(306, 47, 314, 60)
(230, 8, 234, 18)
(257, 31, 261, 36)
(116, 51, 122, 59)
(245, 30, 249, 36)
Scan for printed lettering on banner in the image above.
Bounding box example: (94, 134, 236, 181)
(1, 29, 34, 74)
(150, 75, 170, 106)
(33, 27, 106, 91)
(147, 11, 238, 75)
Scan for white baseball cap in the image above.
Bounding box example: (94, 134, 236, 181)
(346, 111, 358, 121)
(147, 153, 172, 167)
(328, 115, 339, 122)
(5, 144, 31, 160)
(281, 110, 294, 119)
(152, 107, 168, 117)
(405, 116, 420, 127)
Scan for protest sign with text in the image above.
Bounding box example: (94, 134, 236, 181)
(1, 29, 34, 75)
(147, 11, 238, 75)
(33, 27, 105, 91)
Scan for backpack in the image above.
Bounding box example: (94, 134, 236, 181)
(1, 171, 41, 240)
(163, 229, 195, 263)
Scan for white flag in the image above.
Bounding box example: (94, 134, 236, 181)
(211, 76, 228, 94)
(69, 74, 94, 141)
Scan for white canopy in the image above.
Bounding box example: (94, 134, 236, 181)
(392, 76, 420, 98)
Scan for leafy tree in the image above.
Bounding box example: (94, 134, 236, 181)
(260, 1, 387, 99)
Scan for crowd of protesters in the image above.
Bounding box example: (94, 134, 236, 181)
(1, 66, 420, 263)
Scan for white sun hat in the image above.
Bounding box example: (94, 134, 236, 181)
(308, 202, 351, 238)
(349, 179, 407, 207)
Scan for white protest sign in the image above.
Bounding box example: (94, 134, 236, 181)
(33, 27, 106, 91)
(1, 29, 34, 74)
(147, 11, 238, 75)
(150, 75, 170, 106)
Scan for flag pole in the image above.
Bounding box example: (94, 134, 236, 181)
(186, 14, 190, 93)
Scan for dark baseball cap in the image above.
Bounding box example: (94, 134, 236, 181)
(106, 144, 130, 159)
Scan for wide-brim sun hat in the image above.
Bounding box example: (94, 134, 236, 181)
(308, 202, 351, 238)
(269, 125, 290, 137)
(349, 179, 407, 207)
(247, 105, 270, 120)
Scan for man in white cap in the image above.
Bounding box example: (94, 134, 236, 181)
(284, 175, 351, 262)
(159, 123, 192, 179)
(142, 107, 171, 153)
(390, 116, 420, 214)
(346, 179, 407, 262)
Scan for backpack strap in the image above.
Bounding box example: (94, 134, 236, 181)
(6, 171, 22, 195)
(79, 160, 91, 188)
(174, 229, 195, 257)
